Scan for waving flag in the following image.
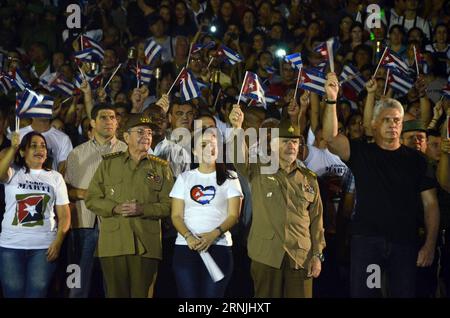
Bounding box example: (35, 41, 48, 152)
(299, 68, 327, 95)
(8, 69, 31, 91)
(284, 53, 303, 70)
(179, 69, 201, 102)
(16, 89, 53, 119)
(144, 39, 162, 65)
(74, 72, 103, 90)
(0, 73, 13, 94)
(387, 69, 414, 96)
(135, 63, 153, 85)
(40, 73, 74, 96)
(340, 64, 366, 94)
(264, 66, 276, 75)
(241, 71, 266, 107)
(216, 45, 243, 65)
(380, 47, 410, 75)
(81, 35, 104, 61)
(74, 48, 95, 62)
(191, 41, 216, 55)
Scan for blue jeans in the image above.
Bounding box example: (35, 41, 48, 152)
(0, 247, 57, 298)
(173, 245, 233, 298)
(68, 227, 99, 298)
(350, 235, 417, 298)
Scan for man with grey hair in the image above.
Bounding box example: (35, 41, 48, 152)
(322, 73, 439, 298)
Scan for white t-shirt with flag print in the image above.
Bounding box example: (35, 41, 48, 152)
(0, 166, 69, 250)
(169, 169, 243, 247)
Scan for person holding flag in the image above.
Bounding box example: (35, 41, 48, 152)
(0, 131, 70, 297)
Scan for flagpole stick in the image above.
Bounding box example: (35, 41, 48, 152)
(103, 63, 122, 90)
(136, 60, 140, 89)
(294, 68, 302, 101)
(80, 34, 84, 51)
(212, 88, 222, 110)
(61, 96, 73, 105)
(167, 67, 185, 95)
(413, 45, 420, 77)
(206, 56, 215, 70)
(77, 65, 87, 81)
(186, 43, 193, 68)
(15, 92, 19, 133)
(326, 40, 334, 73)
(383, 69, 390, 95)
(373, 46, 388, 78)
(237, 71, 248, 106)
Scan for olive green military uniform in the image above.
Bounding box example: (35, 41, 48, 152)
(85, 116, 174, 298)
(233, 120, 326, 298)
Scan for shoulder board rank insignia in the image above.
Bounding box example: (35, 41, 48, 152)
(148, 155, 168, 166)
(102, 151, 124, 160)
(300, 166, 317, 178)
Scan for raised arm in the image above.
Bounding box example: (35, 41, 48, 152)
(0, 132, 20, 182)
(363, 78, 377, 137)
(322, 73, 350, 161)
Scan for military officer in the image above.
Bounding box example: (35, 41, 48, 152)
(228, 105, 326, 298)
(85, 114, 174, 298)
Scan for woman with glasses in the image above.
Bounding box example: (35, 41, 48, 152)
(170, 127, 243, 298)
(0, 132, 70, 298)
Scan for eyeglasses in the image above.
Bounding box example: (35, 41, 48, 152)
(128, 128, 153, 136)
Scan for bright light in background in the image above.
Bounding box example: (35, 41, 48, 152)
(275, 48, 286, 58)
(210, 25, 217, 33)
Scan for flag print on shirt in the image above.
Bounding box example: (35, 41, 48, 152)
(190, 185, 216, 205)
(12, 194, 50, 227)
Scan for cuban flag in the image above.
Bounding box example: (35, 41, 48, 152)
(380, 47, 411, 75)
(40, 73, 74, 96)
(314, 42, 329, 60)
(299, 68, 327, 95)
(284, 53, 303, 70)
(16, 89, 53, 119)
(414, 46, 429, 75)
(135, 64, 153, 85)
(0, 73, 13, 94)
(265, 94, 280, 104)
(144, 39, 162, 65)
(74, 48, 94, 62)
(74, 73, 103, 90)
(8, 69, 31, 91)
(387, 69, 414, 96)
(340, 64, 366, 94)
(241, 71, 266, 107)
(264, 66, 276, 75)
(179, 69, 201, 102)
(190, 41, 216, 55)
(81, 35, 104, 61)
(216, 45, 243, 65)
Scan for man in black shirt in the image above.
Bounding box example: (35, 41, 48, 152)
(322, 73, 440, 298)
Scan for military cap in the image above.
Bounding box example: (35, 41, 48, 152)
(402, 120, 426, 134)
(278, 118, 301, 139)
(124, 114, 158, 131)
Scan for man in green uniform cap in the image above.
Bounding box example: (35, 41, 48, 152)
(227, 104, 326, 298)
(86, 114, 174, 298)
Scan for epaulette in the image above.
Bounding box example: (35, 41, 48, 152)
(299, 165, 317, 179)
(102, 151, 124, 160)
(148, 154, 168, 166)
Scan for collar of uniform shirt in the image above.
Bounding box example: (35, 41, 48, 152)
(92, 135, 118, 148)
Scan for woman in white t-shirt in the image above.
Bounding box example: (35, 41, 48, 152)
(0, 132, 70, 298)
(170, 127, 243, 298)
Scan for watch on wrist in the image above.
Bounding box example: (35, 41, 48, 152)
(325, 98, 337, 104)
(314, 252, 325, 262)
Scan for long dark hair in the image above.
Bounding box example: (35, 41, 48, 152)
(191, 127, 236, 186)
(14, 132, 52, 173)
